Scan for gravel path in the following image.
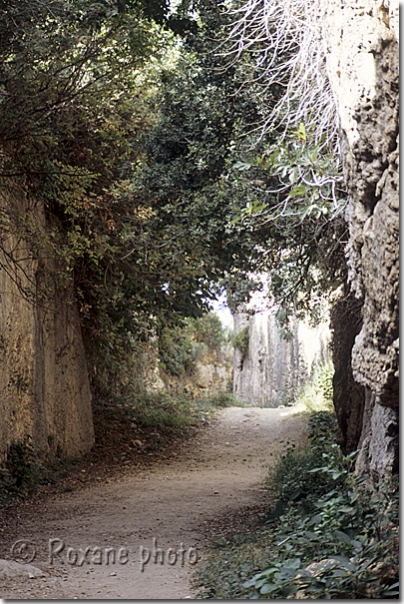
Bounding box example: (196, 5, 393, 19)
(0, 406, 307, 599)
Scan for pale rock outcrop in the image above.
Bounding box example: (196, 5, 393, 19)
(233, 287, 330, 407)
(0, 189, 94, 461)
(323, 0, 399, 480)
(194, 348, 233, 394)
(158, 348, 233, 397)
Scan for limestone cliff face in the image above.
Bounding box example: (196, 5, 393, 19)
(233, 296, 330, 407)
(323, 0, 399, 480)
(140, 334, 233, 397)
(0, 190, 94, 461)
(330, 287, 366, 455)
(193, 347, 233, 395)
(158, 349, 233, 397)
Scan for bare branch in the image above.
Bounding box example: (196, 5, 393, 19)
(220, 0, 338, 149)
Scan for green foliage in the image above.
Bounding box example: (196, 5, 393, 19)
(0, 0, 245, 411)
(202, 392, 245, 409)
(2, 0, 339, 417)
(0, 0, 277, 413)
(242, 480, 399, 600)
(296, 361, 334, 412)
(0, 0, 186, 402)
(194, 411, 399, 599)
(158, 325, 201, 378)
(228, 128, 348, 326)
(126, 391, 199, 430)
(195, 530, 275, 599)
(267, 413, 341, 510)
(97, 389, 244, 433)
(0, 435, 77, 506)
(231, 326, 249, 356)
(0, 0, 346, 441)
(136, 392, 245, 427)
(158, 312, 230, 378)
(192, 313, 228, 351)
(138, 0, 282, 316)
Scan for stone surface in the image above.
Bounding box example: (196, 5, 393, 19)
(0, 189, 94, 461)
(161, 348, 233, 397)
(194, 349, 233, 394)
(355, 389, 399, 482)
(323, 0, 399, 479)
(233, 287, 330, 407)
(330, 286, 366, 454)
(0, 559, 46, 578)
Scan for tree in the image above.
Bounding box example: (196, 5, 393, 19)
(136, 0, 348, 333)
(0, 0, 187, 400)
(137, 0, 287, 321)
(197, 0, 349, 328)
(225, 126, 348, 326)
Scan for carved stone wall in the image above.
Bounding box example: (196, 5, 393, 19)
(331, 287, 366, 454)
(0, 189, 94, 461)
(233, 297, 330, 407)
(323, 0, 399, 481)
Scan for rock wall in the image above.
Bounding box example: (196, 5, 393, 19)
(323, 0, 399, 480)
(158, 348, 233, 397)
(233, 296, 330, 407)
(193, 347, 233, 395)
(140, 332, 233, 397)
(0, 189, 94, 462)
(331, 286, 366, 454)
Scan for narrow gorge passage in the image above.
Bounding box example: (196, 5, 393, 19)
(0, 407, 307, 599)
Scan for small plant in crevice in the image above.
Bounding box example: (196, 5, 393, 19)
(231, 326, 249, 357)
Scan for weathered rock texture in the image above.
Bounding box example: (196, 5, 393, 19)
(160, 348, 233, 397)
(323, 0, 399, 480)
(0, 188, 94, 462)
(331, 286, 366, 454)
(233, 291, 330, 407)
(140, 334, 233, 397)
(194, 347, 233, 395)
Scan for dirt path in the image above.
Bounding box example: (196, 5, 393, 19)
(0, 406, 307, 599)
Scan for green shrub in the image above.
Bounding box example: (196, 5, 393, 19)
(296, 361, 334, 412)
(267, 447, 337, 511)
(201, 393, 245, 409)
(192, 313, 227, 350)
(118, 391, 198, 431)
(101, 390, 245, 433)
(231, 326, 249, 356)
(241, 477, 398, 599)
(158, 313, 230, 379)
(158, 326, 200, 378)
